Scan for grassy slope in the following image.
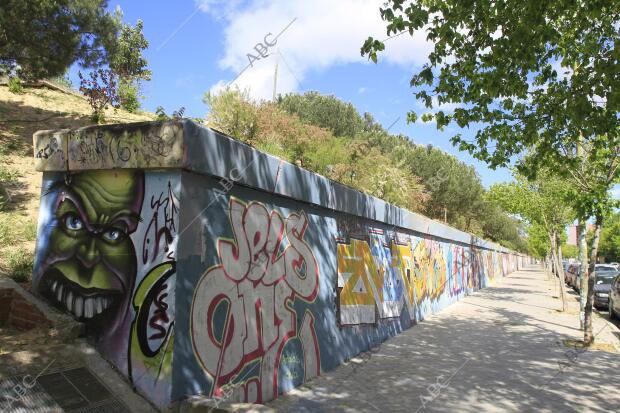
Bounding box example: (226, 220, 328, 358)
(0, 85, 155, 283)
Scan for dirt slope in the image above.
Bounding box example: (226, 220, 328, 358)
(0, 84, 155, 282)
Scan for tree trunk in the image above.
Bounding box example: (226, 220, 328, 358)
(549, 231, 567, 311)
(584, 215, 603, 344)
(556, 234, 568, 312)
(578, 220, 588, 329)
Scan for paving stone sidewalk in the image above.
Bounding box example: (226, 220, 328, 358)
(266, 265, 620, 413)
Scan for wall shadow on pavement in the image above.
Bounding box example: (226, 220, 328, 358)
(267, 268, 620, 413)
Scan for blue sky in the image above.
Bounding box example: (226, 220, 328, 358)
(69, 0, 515, 187)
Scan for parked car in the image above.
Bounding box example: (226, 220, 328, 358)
(596, 264, 617, 272)
(608, 273, 620, 320)
(593, 271, 619, 310)
(571, 265, 616, 293)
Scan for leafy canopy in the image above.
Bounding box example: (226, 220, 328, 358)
(361, 1, 620, 178)
(205, 88, 528, 252)
(109, 18, 151, 81)
(0, 0, 119, 80)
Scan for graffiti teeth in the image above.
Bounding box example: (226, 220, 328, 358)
(96, 297, 104, 315)
(65, 290, 73, 313)
(74, 296, 84, 318)
(84, 297, 94, 318)
(56, 284, 64, 303)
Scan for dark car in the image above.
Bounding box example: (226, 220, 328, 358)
(593, 271, 619, 310)
(609, 273, 620, 320)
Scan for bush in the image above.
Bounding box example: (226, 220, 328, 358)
(0, 162, 19, 211)
(3, 248, 34, 283)
(7, 77, 23, 94)
(118, 80, 140, 112)
(78, 69, 120, 124)
(203, 88, 259, 143)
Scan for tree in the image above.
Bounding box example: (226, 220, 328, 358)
(0, 0, 119, 80)
(528, 223, 551, 260)
(78, 69, 120, 123)
(108, 18, 151, 112)
(488, 171, 574, 310)
(598, 212, 620, 262)
(277, 92, 364, 137)
(561, 244, 579, 259)
(206, 88, 526, 251)
(363, 0, 620, 344)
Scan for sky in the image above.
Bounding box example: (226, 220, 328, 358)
(69, 0, 516, 187)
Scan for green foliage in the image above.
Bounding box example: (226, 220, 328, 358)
(278, 92, 365, 137)
(155, 106, 170, 121)
(79, 69, 120, 123)
(528, 224, 551, 259)
(7, 77, 23, 94)
(204, 88, 260, 142)
(488, 171, 574, 258)
(562, 244, 580, 259)
(108, 19, 151, 81)
(396, 144, 485, 230)
(108, 18, 150, 112)
(0, 160, 19, 211)
(117, 80, 140, 113)
(0, 0, 120, 80)
(363, 1, 620, 179)
(0, 214, 36, 283)
(205, 89, 528, 252)
(488, 171, 574, 230)
(3, 248, 34, 283)
(599, 212, 620, 262)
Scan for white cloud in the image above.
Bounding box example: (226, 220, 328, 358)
(200, 0, 433, 100)
(358, 87, 366, 94)
(195, 0, 244, 18)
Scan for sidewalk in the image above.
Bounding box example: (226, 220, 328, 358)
(266, 265, 620, 413)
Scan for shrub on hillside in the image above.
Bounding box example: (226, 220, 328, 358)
(79, 69, 120, 123)
(3, 248, 34, 283)
(7, 77, 23, 94)
(204, 88, 259, 143)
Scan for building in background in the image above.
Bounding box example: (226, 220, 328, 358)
(566, 223, 596, 246)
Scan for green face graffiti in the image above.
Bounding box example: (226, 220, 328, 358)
(37, 170, 144, 322)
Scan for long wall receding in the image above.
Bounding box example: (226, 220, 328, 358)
(32, 120, 530, 409)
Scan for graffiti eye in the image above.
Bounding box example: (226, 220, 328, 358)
(102, 228, 126, 242)
(64, 214, 83, 231)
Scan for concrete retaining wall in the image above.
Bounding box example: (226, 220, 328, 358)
(31, 120, 530, 409)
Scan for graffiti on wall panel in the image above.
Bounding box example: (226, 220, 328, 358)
(33, 170, 179, 408)
(335, 225, 526, 326)
(337, 226, 453, 326)
(190, 198, 320, 403)
(337, 238, 383, 325)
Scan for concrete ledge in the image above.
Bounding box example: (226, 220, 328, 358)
(33, 120, 522, 256)
(0, 278, 83, 341)
(34, 121, 185, 171)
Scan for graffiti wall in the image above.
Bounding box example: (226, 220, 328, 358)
(32, 121, 529, 409)
(33, 170, 180, 408)
(171, 172, 526, 406)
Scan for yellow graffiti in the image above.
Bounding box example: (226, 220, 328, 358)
(412, 241, 446, 301)
(337, 238, 383, 309)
